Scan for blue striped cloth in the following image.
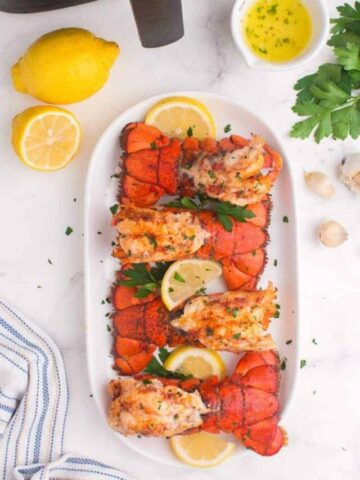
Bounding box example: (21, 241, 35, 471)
(0, 301, 132, 480)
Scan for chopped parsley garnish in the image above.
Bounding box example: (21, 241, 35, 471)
(280, 357, 287, 371)
(233, 333, 242, 340)
(174, 271, 186, 283)
(300, 359, 307, 369)
(48, 258, 53, 265)
(312, 338, 318, 345)
(267, 4, 278, 15)
(146, 234, 157, 248)
(106, 325, 111, 332)
(206, 327, 214, 336)
(65, 226, 73, 236)
(195, 287, 207, 295)
(110, 204, 118, 215)
(226, 307, 239, 318)
(187, 126, 193, 137)
(286, 339, 292, 345)
(274, 259, 278, 267)
(283, 216, 289, 223)
(224, 124, 232, 133)
(150, 142, 158, 150)
(208, 170, 216, 179)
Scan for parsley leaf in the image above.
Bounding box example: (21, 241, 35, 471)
(158, 347, 171, 363)
(118, 262, 171, 298)
(110, 204, 118, 215)
(144, 353, 192, 380)
(335, 43, 360, 71)
(164, 195, 255, 232)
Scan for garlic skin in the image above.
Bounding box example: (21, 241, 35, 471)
(318, 220, 348, 248)
(304, 171, 335, 198)
(340, 154, 360, 192)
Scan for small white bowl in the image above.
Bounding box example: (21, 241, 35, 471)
(231, 0, 329, 71)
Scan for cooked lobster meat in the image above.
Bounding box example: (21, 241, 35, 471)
(112, 203, 270, 291)
(112, 267, 277, 375)
(108, 351, 286, 456)
(120, 122, 282, 207)
(108, 377, 208, 437)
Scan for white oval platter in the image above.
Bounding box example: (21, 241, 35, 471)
(85, 91, 299, 467)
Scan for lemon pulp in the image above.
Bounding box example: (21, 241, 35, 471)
(160, 259, 222, 311)
(170, 432, 235, 467)
(145, 96, 216, 140)
(11, 106, 82, 171)
(164, 346, 226, 380)
(243, 0, 312, 63)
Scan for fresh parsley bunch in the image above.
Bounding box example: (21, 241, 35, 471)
(291, 2, 360, 143)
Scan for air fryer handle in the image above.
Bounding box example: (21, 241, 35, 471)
(130, 0, 184, 48)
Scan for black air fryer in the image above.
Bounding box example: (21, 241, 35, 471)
(0, 0, 184, 48)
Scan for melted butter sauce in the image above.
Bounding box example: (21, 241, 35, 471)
(243, 0, 312, 63)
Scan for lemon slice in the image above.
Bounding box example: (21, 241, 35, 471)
(11, 106, 82, 171)
(145, 96, 216, 140)
(170, 432, 235, 468)
(164, 346, 225, 380)
(161, 259, 221, 310)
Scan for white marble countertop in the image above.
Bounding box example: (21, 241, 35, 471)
(0, 0, 360, 479)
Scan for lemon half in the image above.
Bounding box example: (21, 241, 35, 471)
(164, 346, 226, 380)
(170, 432, 235, 468)
(161, 259, 222, 311)
(12, 106, 82, 171)
(145, 96, 216, 140)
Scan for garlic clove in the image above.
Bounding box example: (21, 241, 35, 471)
(318, 220, 348, 248)
(340, 153, 360, 192)
(304, 171, 335, 198)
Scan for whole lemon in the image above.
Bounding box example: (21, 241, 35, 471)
(12, 28, 120, 104)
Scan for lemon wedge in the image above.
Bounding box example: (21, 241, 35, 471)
(170, 432, 235, 468)
(145, 96, 216, 140)
(164, 346, 225, 380)
(11, 106, 82, 171)
(161, 259, 221, 311)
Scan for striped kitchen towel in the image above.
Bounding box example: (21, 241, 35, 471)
(0, 300, 133, 480)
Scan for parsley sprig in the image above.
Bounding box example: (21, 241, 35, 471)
(291, 2, 360, 143)
(164, 194, 255, 232)
(144, 347, 192, 380)
(118, 262, 170, 298)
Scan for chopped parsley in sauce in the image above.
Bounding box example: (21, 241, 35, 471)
(243, 0, 312, 63)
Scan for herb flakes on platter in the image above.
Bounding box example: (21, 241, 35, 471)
(118, 262, 171, 298)
(144, 347, 192, 380)
(164, 194, 255, 232)
(290, 2, 360, 143)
